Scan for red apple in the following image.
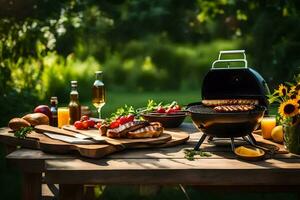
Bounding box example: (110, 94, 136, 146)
(34, 105, 52, 122)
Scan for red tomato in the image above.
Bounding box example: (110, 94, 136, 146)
(87, 120, 95, 128)
(156, 106, 166, 113)
(82, 120, 89, 129)
(74, 121, 84, 130)
(81, 115, 89, 121)
(110, 120, 120, 129)
(172, 105, 181, 111)
(166, 108, 177, 114)
(119, 116, 128, 125)
(95, 122, 102, 129)
(126, 114, 135, 122)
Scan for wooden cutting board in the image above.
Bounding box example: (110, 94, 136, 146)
(0, 128, 123, 158)
(62, 125, 173, 148)
(0, 126, 189, 158)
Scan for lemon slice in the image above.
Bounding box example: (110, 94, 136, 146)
(234, 146, 265, 161)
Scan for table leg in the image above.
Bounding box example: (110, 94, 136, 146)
(59, 184, 84, 200)
(22, 172, 42, 200)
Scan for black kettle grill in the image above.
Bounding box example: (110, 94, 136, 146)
(187, 50, 270, 151)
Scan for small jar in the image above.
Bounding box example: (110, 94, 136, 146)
(284, 123, 300, 154)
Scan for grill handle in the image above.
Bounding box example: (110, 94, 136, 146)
(212, 50, 248, 69)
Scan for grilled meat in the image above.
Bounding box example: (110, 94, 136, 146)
(127, 122, 163, 138)
(202, 99, 259, 107)
(106, 121, 149, 138)
(213, 105, 255, 112)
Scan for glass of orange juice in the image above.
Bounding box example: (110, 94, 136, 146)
(58, 107, 70, 128)
(261, 115, 276, 139)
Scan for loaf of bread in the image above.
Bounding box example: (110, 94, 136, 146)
(22, 113, 49, 126)
(8, 118, 31, 131)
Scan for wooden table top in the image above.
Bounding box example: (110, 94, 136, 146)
(4, 123, 300, 186)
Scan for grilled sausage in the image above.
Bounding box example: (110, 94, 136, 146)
(202, 99, 259, 107)
(213, 105, 255, 112)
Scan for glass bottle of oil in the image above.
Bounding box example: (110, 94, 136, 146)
(69, 81, 81, 124)
(92, 71, 106, 119)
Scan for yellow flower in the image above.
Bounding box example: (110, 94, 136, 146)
(279, 99, 299, 118)
(278, 84, 288, 96)
(295, 96, 300, 107)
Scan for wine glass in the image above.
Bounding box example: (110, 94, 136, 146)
(92, 71, 106, 119)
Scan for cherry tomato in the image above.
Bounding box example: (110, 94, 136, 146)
(166, 108, 177, 114)
(95, 122, 102, 129)
(126, 114, 135, 122)
(172, 105, 181, 111)
(110, 120, 120, 129)
(81, 115, 89, 121)
(156, 106, 166, 113)
(87, 120, 95, 128)
(119, 116, 128, 125)
(82, 120, 89, 129)
(74, 121, 84, 130)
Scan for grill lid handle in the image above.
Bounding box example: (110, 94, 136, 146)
(212, 50, 248, 69)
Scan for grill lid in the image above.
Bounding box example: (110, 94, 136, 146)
(201, 50, 270, 108)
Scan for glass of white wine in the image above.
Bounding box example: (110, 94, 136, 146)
(92, 71, 106, 119)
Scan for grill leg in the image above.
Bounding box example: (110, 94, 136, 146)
(194, 134, 207, 151)
(230, 138, 235, 152)
(247, 133, 257, 145)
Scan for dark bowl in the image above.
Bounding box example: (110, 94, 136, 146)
(141, 112, 187, 128)
(187, 102, 266, 138)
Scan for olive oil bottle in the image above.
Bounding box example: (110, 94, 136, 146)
(69, 81, 81, 124)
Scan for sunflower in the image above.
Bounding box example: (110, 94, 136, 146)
(279, 99, 299, 118)
(278, 84, 288, 97)
(294, 96, 300, 107)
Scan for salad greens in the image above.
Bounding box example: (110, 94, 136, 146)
(104, 99, 181, 123)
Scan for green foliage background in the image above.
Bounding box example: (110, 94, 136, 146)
(1, 0, 300, 125)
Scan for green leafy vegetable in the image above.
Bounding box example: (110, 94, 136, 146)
(14, 127, 34, 139)
(105, 105, 137, 123)
(184, 148, 211, 161)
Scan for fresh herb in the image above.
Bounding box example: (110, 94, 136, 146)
(184, 148, 212, 161)
(106, 105, 137, 123)
(14, 127, 34, 139)
(138, 99, 180, 113)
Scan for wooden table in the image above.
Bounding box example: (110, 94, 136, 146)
(2, 123, 300, 200)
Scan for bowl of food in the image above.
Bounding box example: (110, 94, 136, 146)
(139, 100, 187, 128)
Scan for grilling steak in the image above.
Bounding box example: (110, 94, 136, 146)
(213, 105, 255, 112)
(106, 121, 150, 138)
(127, 122, 163, 139)
(202, 99, 259, 107)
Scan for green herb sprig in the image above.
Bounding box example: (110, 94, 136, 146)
(14, 127, 34, 139)
(184, 149, 212, 161)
